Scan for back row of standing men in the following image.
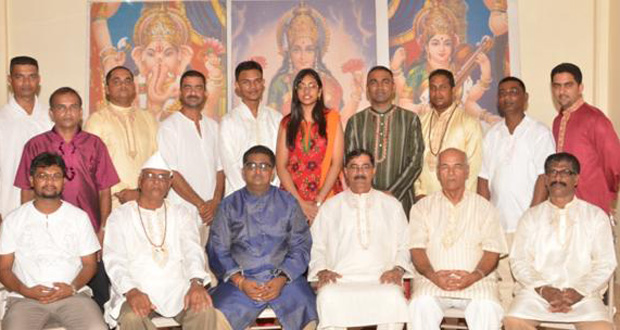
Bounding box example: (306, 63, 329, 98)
(0, 55, 618, 329)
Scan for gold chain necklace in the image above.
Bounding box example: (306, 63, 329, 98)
(136, 202, 169, 267)
(428, 105, 457, 156)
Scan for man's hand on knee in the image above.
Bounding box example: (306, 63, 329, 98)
(184, 281, 213, 312)
(317, 270, 342, 289)
(379, 267, 405, 285)
(126, 288, 155, 317)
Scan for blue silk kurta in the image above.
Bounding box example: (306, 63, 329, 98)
(207, 186, 317, 330)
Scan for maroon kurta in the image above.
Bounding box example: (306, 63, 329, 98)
(14, 127, 119, 230)
(553, 102, 620, 213)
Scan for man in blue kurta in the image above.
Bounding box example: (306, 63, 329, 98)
(207, 145, 317, 330)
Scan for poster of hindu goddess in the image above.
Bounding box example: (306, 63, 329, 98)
(231, 0, 376, 124)
(89, 1, 227, 121)
(389, 0, 511, 124)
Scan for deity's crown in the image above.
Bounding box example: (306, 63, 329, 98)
(134, 5, 191, 47)
(414, 1, 459, 44)
(286, 4, 320, 46)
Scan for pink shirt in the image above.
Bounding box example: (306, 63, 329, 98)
(14, 127, 119, 230)
(553, 103, 620, 213)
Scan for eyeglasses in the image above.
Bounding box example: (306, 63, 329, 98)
(143, 172, 172, 181)
(244, 162, 273, 171)
(34, 172, 64, 181)
(347, 164, 374, 172)
(296, 82, 319, 91)
(546, 169, 576, 177)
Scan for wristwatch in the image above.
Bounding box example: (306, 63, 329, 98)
(190, 278, 204, 286)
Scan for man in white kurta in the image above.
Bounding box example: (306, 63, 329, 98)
(157, 70, 224, 225)
(409, 148, 507, 330)
(504, 153, 616, 330)
(477, 77, 556, 309)
(84, 66, 158, 208)
(0, 152, 104, 330)
(0, 56, 52, 220)
(220, 61, 282, 196)
(103, 153, 225, 329)
(309, 149, 412, 330)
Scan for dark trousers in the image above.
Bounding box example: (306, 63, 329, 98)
(88, 260, 110, 312)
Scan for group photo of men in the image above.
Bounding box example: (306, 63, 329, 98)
(0, 39, 618, 330)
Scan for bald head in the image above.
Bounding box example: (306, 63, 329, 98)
(438, 148, 468, 166)
(437, 148, 469, 194)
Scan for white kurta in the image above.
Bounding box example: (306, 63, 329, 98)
(157, 112, 222, 210)
(508, 198, 616, 323)
(409, 191, 508, 301)
(0, 201, 100, 297)
(479, 115, 555, 233)
(103, 200, 209, 326)
(0, 96, 52, 218)
(309, 189, 412, 328)
(219, 103, 282, 196)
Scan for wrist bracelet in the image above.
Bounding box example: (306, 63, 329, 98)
(474, 268, 486, 278)
(70, 284, 77, 295)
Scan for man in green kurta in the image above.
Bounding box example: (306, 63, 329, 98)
(345, 66, 424, 215)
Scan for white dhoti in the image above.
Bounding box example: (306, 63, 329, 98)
(408, 296, 503, 330)
(507, 289, 610, 323)
(316, 282, 408, 329)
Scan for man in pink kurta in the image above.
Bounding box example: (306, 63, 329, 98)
(551, 63, 620, 214)
(14, 129, 119, 231)
(13, 87, 119, 311)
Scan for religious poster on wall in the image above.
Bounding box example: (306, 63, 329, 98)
(231, 0, 377, 123)
(388, 0, 511, 125)
(89, 1, 227, 121)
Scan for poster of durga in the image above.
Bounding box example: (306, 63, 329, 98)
(231, 0, 377, 124)
(89, 1, 227, 121)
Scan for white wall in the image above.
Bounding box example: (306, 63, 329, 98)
(4, 0, 88, 108)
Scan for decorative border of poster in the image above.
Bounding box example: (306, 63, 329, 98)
(88, 0, 227, 121)
(388, 0, 513, 126)
(230, 0, 377, 123)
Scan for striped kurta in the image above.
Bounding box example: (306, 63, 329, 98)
(344, 106, 424, 215)
(409, 191, 508, 301)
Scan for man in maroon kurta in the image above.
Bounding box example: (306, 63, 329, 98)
(13, 87, 119, 310)
(551, 63, 620, 214)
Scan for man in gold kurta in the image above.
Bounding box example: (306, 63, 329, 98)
(408, 148, 507, 330)
(414, 69, 482, 200)
(85, 66, 158, 208)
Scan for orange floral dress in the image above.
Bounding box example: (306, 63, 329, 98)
(282, 110, 343, 202)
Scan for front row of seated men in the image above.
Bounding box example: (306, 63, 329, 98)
(0, 146, 615, 330)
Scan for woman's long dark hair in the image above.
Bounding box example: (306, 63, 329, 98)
(286, 68, 327, 150)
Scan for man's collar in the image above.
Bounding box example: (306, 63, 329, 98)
(431, 102, 458, 117)
(561, 98, 584, 115)
(108, 102, 134, 113)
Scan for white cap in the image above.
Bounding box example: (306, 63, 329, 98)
(141, 152, 172, 172)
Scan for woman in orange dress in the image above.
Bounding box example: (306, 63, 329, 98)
(276, 68, 344, 223)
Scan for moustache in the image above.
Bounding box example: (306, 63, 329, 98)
(354, 175, 366, 180)
(550, 181, 567, 187)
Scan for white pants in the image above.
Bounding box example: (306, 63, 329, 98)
(323, 324, 403, 330)
(408, 296, 503, 330)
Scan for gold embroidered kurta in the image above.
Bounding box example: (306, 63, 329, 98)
(414, 104, 482, 196)
(84, 103, 158, 207)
